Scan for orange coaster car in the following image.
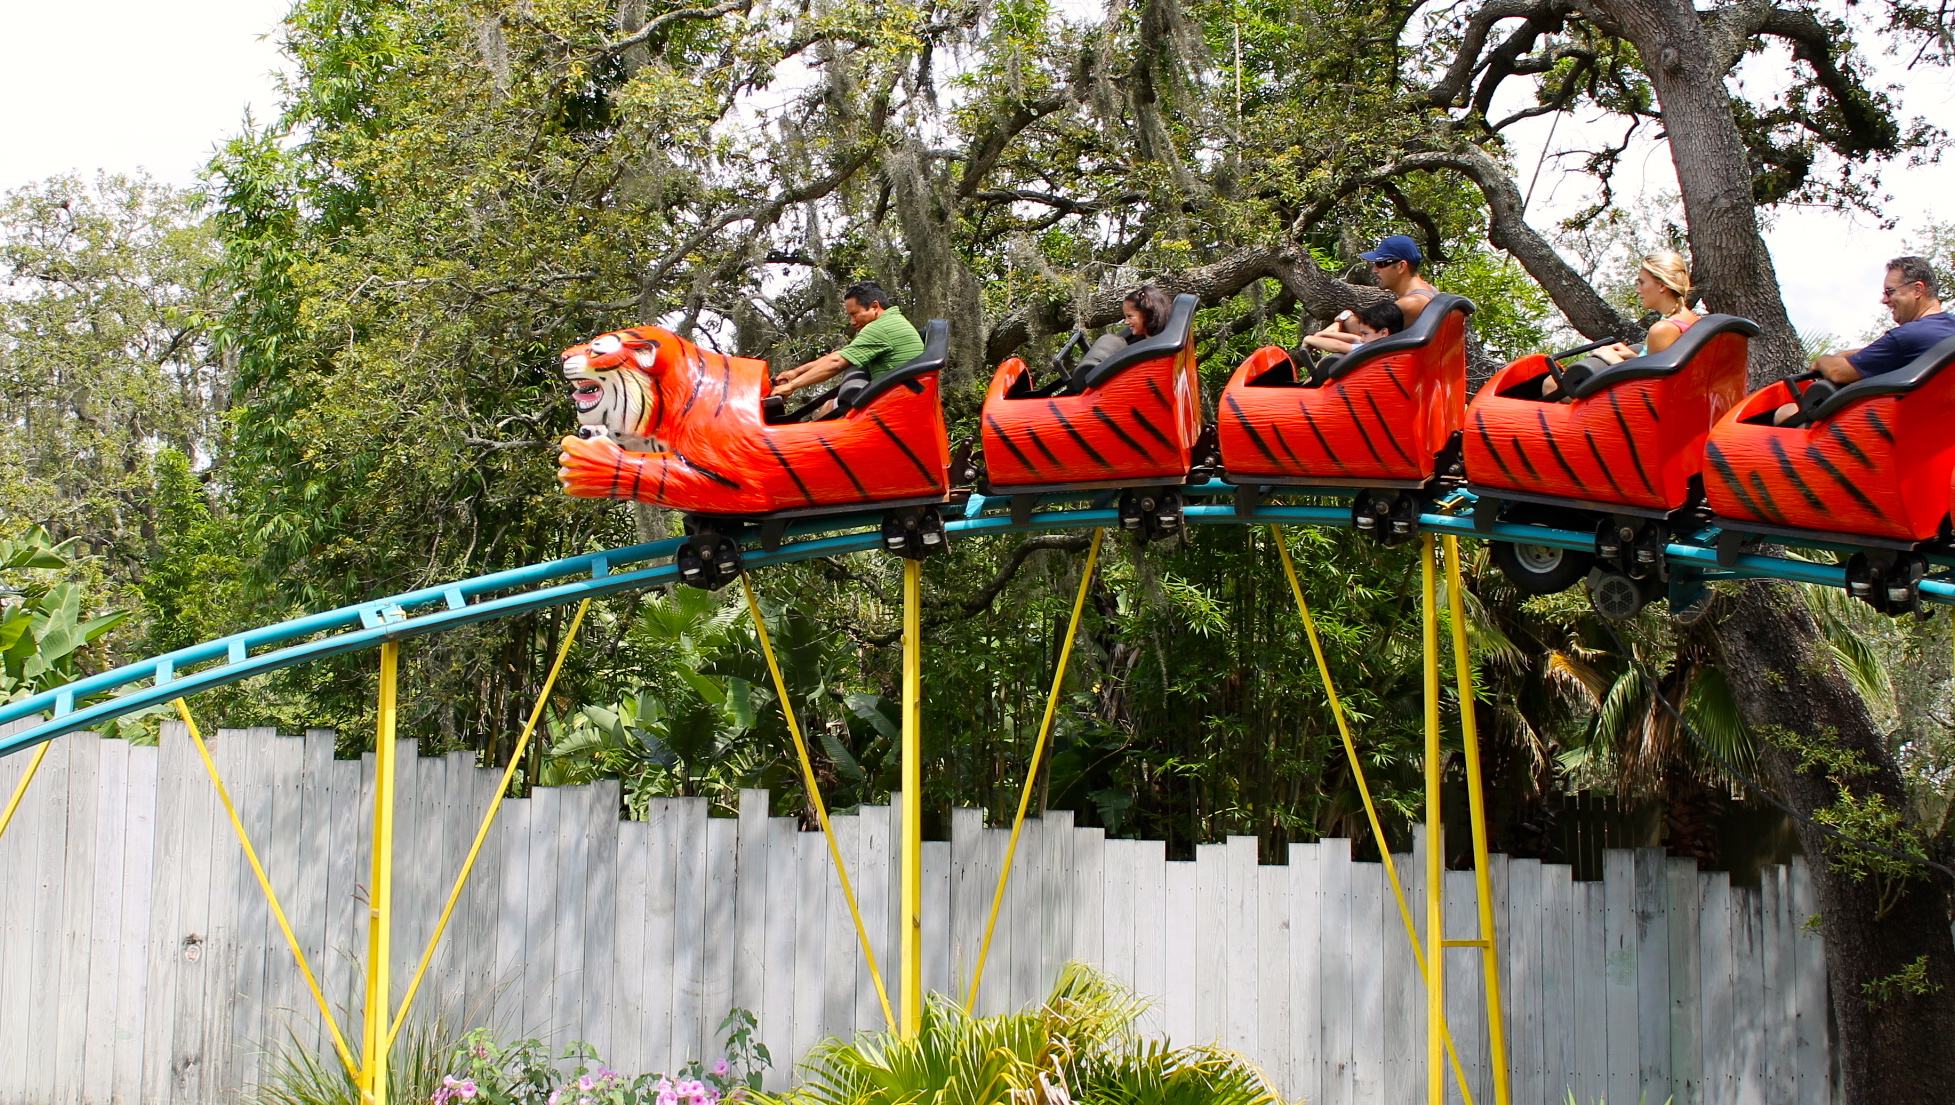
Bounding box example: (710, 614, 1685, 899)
(978, 294, 1202, 537)
(1464, 316, 1755, 605)
(1702, 334, 1955, 614)
(1217, 293, 1473, 542)
(557, 320, 952, 585)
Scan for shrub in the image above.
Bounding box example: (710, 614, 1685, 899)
(758, 963, 1287, 1105)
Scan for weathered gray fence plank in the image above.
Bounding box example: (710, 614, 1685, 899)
(0, 730, 1847, 1105)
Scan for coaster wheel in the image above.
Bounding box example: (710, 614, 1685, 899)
(676, 518, 744, 591)
(1491, 536, 1594, 595)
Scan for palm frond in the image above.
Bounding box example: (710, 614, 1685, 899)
(1681, 664, 1756, 778)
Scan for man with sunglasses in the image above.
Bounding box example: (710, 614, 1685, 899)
(1359, 235, 1441, 325)
(1811, 256, 1952, 384)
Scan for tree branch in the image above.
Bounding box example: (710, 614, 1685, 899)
(601, 0, 752, 55)
(1377, 148, 1641, 340)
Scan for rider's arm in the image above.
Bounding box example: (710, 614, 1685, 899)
(1813, 350, 1862, 384)
(774, 351, 850, 394)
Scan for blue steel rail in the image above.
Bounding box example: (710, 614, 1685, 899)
(4, 482, 1951, 758)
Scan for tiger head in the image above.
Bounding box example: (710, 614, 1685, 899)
(560, 326, 670, 451)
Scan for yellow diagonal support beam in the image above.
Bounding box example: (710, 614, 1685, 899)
(173, 698, 361, 1081)
(740, 578, 895, 1030)
(386, 599, 593, 1048)
(967, 527, 1104, 1012)
(1272, 526, 1474, 1105)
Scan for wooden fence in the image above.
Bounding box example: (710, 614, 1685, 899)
(0, 724, 1832, 1104)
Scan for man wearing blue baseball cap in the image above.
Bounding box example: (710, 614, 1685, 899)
(1359, 234, 1441, 325)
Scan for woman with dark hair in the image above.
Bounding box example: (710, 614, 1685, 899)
(1075, 285, 1174, 375)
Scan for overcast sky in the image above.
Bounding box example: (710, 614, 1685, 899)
(2, 0, 1948, 340)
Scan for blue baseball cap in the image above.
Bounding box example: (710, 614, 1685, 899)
(1360, 235, 1423, 264)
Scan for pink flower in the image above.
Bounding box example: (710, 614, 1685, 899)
(578, 1075, 595, 1091)
(548, 1091, 562, 1105)
(711, 1059, 730, 1077)
(456, 1080, 478, 1101)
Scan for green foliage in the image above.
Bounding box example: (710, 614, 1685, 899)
(0, 173, 225, 569)
(760, 964, 1284, 1105)
(428, 1013, 769, 1105)
(251, 1021, 455, 1105)
(1862, 953, 1942, 1009)
(0, 527, 127, 703)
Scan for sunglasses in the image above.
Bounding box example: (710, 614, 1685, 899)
(1370, 259, 1402, 270)
(1881, 281, 1922, 300)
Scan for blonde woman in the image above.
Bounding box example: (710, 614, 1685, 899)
(1542, 251, 1699, 397)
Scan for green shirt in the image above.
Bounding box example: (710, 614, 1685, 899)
(837, 307, 925, 381)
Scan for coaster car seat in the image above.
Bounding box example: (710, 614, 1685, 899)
(1216, 293, 1473, 489)
(1704, 334, 1955, 547)
(1465, 315, 1757, 517)
(979, 293, 1202, 493)
(557, 319, 952, 518)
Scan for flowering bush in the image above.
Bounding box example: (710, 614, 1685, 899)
(434, 1011, 769, 1105)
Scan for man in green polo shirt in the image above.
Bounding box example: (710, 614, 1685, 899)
(771, 281, 924, 399)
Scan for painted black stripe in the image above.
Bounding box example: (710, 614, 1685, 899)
(1046, 402, 1113, 469)
(674, 449, 741, 489)
(1337, 390, 1387, 467)
(713, 351, 733, 418)
(1380, 365, 1411, 400)
(764, 437, 816, 502)
(1746, 470, 1788, 523)
(1226, 393, 1281, 465)
(1606, 392, 1655, 494)
(1534, 409, 1583, 484)
(1704, 442, 1767, 519)
(1803, 442, 1882, 516)
(1509, 435, 1541, 479)
(1091, 407, 1155, 459)
(986, 414, 1037, 471)
(1582, 430, 1630, 500)
(1270, 424, 1305, 468)
(1130, 406, 1174, 451)
(1146, 378, 1171, 409)
(1473, 415, 1518, 483)
(1766, 435, 1825, 513)
(610, 449, 627, 498)
(1638, 391, 1660, 424)
(1824, 422, 1873, 468)
(626, 452, 644, 501)
(819, 438, 869, 499)
(676, 350, 708, 422)
(1864, 407, 1894, 443)
(1363, 392, 1413, 465)
(870, 413, 936, 482)
(1024, 424, 1064, 467)
(1296, 404, 1347, 471)
(656, 455, 670, 500)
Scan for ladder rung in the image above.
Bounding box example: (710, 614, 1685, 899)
(1441, 939, 1491, 949)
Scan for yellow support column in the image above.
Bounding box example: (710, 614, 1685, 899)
(899, 559, 924, 1038)
(362, 641, 401, 1105)
(1446, 536, 1512, 1105)
(1421, 536, 1445, 1105)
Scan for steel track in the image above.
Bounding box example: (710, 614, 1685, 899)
(6, 482, 1950, 758)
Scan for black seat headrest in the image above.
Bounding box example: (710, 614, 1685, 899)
(1806, 333, 1955, 422)
(844, 318, 950, 412)
(1563, 314, 1760, 400)
(1075, 294, 1199, 392)
(1326, 293, 1476, 381)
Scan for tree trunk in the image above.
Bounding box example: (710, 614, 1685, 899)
(1581, 0, 1802, 383)
(1713, 581, 1955, 1102)
(1580, 0, 1955, 1096)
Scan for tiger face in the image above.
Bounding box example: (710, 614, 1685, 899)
(561, 327, 665, 451)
